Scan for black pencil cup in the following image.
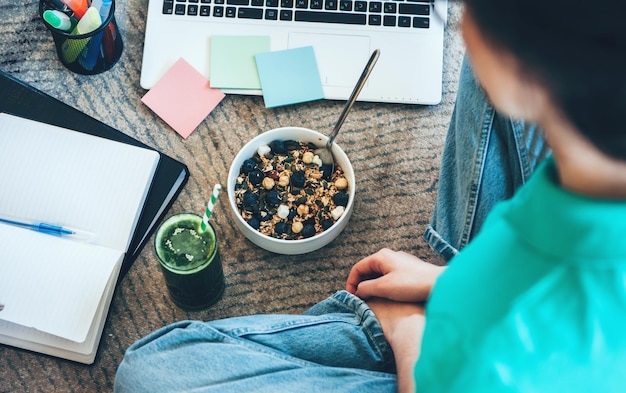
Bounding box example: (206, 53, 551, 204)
(39, 0, 124, 75)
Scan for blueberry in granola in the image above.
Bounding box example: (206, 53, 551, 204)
(249, 169, 264, 186)
(290, 171, 306, 188)
(275, 222, 289, 234)
(302, 224, 316, 238)
(243, 192, 258, 209)
(333, 191, 349, 207)
(270, 140, 287, 154)
(241, 158, 256, 174)
(266, 190, 281, 206)
(247, 216, 261, 229)
(322, 219, 334, 230)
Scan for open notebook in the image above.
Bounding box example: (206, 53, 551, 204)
(0, 113, 160, 364)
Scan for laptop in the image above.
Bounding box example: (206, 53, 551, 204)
(140, 0, 448, 105)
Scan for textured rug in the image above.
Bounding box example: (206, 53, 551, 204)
(0, 1, 464, 391)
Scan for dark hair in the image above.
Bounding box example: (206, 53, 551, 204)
(463, 0, 626, 160)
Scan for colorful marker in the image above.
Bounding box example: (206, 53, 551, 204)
(78, 0, 113, 70)
(60, 6, 102, 63)
(42, 9, 75, 31)
(60, 0, 89, 18)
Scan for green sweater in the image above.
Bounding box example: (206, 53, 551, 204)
(415, 157, 626, 392)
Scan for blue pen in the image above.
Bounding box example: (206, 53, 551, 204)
(0, 217, 74, 236)
(0, 217, 92, 240)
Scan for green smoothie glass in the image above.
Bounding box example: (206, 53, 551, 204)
(154, 213, 225, 310)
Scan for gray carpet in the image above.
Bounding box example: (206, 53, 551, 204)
(0, 1, 464, 391)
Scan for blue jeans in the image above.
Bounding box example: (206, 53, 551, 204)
(424, 57, 549, 261)
(115, 291, 397, 392)
(114, 57, 548, 392)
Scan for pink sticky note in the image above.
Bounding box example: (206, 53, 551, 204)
(141, 58, 225, 139)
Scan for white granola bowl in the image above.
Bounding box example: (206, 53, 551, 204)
(227, 127, 355, 255)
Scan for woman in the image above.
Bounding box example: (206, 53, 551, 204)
(115, 1, 626, 391)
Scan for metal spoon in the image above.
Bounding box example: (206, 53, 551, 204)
(315, 49, 381, 173)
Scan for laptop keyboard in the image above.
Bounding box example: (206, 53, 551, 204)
(163, 0, 432, 28)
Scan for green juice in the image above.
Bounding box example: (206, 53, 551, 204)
(155, 213, 225, 310)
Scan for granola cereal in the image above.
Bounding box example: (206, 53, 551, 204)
(234, 139, 350, 240)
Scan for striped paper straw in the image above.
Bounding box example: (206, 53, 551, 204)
(201, 183, 222, 232)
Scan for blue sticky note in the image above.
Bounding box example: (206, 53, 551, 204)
(255, 46, 325, 108)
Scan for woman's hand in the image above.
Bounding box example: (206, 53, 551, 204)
(346, 248, 445, 303)
(367, 297, 425, 393)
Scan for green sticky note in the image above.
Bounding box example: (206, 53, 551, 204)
(255, 46, 324, 108)
(209, 35, 271, 90)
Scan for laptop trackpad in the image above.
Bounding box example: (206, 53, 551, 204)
(288, 33, 370, 88)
